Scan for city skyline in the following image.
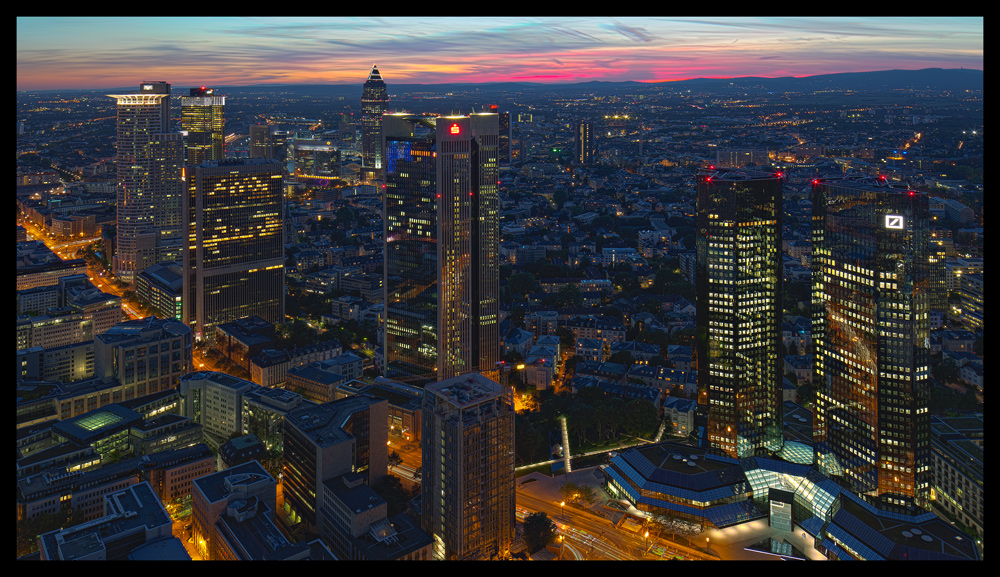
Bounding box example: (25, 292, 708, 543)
(17, 17, 982, 91)
(16, 30, 983, 559)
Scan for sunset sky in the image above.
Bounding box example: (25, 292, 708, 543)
(16, 17, 983, 91)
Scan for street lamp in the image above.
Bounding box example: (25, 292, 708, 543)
(560, 501, 565, 521)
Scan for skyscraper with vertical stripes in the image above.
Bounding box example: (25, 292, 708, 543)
(420, 373, 514, 560)
(108, 81, 184, 283)
(382, 113, 500, 383)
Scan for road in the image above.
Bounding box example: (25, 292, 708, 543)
(515, 472, 708, 560)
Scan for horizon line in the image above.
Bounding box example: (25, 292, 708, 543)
(16, 67, 984, 93)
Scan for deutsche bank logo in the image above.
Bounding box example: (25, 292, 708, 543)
(885, 215, 905, 229)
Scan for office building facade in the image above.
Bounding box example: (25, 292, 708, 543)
(281, 396, 388, 534)
(696, 169, 784, 458)
(420, 373, 515, 560)
(497, 110, 511, 166)
(183, 158, 284, 342)
(249, 124, 275, 159)
(181, 86, 226, 165)
(360, 65, 388, 182)
(94, 316, 193, 399)
(108, 82, 184, 282)
(811, 175, 931, 514)
(382, 113, 500, 382)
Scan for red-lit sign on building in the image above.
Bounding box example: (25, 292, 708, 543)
(450, 124, 460, 135)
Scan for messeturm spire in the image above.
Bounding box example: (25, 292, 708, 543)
(361, 64, 388, 182)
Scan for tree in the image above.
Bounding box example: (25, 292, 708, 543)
(387, 450, 403, 471)
(514, 414, 546, 464)
(371, 474, 416, 518)
(522, 512, 558, 553)
(558, 481, 581, 502)
(932, 357, 959, 384)
(556, 327, 576, 350)
(623, 399, 660, 439)
(17, 505, 83, 557)
(609, 350, 634, 366)
(509, 272, 541, 296)
(555, 283, 583, 307)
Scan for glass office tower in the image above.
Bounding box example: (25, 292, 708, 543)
(108, 81, 184, 282)
(696, 169, 784, 458)
(183, 159, 285, 343)
(811, 175, 931, 514)
(361, 65, 388, 182)
(181, 86, 225, 165)
(382, 113, 500, 383)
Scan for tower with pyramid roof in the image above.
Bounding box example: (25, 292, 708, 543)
(361, 65, 389, 182)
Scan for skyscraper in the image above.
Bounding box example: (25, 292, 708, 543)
(811, 175, 931, 514)
(181, 86, 225, 165)
(420, 373, 515, 560)
(360, 65, 388, 182)
(696, 169, 784, 458)
(249, 124, 275, 159)
(382, 113, 500, 383)
(575, 121, 593, 164)
(183, 158, 284, 342)
(491, 106, 512, 166)
(108, 81, 184, 282)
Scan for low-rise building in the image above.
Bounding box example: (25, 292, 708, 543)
(191, 460, 278, 560)
(281, 395, 388, 535)
(94, 316, 193, 400)
(37, 481, 181, 560)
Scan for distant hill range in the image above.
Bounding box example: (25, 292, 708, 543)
(89, 68, 982, 97)
(402, 68, 983, 94)
(661, 68, 983, 92)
